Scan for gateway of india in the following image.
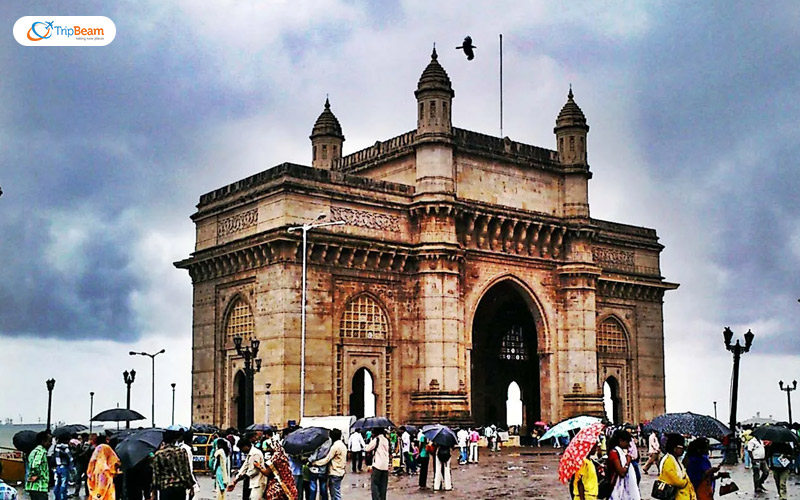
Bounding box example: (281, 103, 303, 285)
(176, 49, 678, 431)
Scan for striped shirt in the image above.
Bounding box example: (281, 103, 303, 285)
(25, 445, 49, 492)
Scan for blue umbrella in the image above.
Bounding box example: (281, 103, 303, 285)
(422, 424, 457, 447)
(540, 415, 601, 441)
(643, 412, 729, 439)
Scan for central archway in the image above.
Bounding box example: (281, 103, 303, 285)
(350, 367, 376, 419)
(471, 280, 541, 429)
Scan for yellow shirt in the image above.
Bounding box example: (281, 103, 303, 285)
(657, 454, 696, 500)
(573, 458, 598, 500)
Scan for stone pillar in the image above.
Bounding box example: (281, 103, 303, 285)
(557, 263, 605, 418)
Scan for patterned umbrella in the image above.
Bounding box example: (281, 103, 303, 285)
(643, 412, 729, 439)
(541, 415, 601, 441)
(558, 422, 605, 484)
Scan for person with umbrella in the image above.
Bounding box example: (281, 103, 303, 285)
(347, 428, 366, 473)
(311, 428, 348, 500)
(151, 429, 194, 500)
(768, 441, 795, 500)
(86, 434, 121, 500)
(24, 432, 52, 500)
(364, 427, 391, 500)
(72, 434, 92, 497)
(53, 434, 73, 500)
(559, 422, 605, 500)
(253, 442, 299, 500)
(433, 442, 453, 492)
(746, 434, 769, 492)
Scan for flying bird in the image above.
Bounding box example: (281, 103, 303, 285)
(456, 36, 476, 60)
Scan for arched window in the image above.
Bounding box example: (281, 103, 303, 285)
(597, 317, 628, 354)
(226, 297, 254, 342)
(340, 295, 388, 340)
(499, 325, 529, 360)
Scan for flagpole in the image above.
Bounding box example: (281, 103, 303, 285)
(499, 33, 504, 137)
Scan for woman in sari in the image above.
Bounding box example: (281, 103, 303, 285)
(255, 443, 299, 500)
(209, 438, 231, 500)
(685, 438, 723, 500)
(607, 430, 641, 500)
(86, 434, 121, 500)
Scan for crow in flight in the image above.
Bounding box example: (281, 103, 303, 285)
(456, 36, 476, 60)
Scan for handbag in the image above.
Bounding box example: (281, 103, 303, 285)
(719, 479, 739, 496)
(651, 479, 678, 500)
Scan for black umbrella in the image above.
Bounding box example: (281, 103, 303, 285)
(350, 417, 394, 431)
(12, 430, 38, 453)
(283, 427, 330, 456)
(92, 408, 146, 422)
(643, 412, 730, 439)
(422, 424, 457, 447)
(246, 423, 276, 432)
(193, 423, 221, 434)
(115, 428, 165, 471)
(403, 424, 419, 435)
(53, 424, 89, 439)
(751, 424, 800, 444)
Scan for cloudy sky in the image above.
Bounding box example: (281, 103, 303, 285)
(1, 1, 799, 428)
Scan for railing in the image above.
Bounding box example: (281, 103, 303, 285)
(335, 130, 417, 171)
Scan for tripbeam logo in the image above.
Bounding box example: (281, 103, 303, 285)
(14, 16, 116, 46)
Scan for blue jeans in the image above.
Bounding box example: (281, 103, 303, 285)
(459, 447, 468, 463)
(744, 449, 752, 468)
(308, 471, 328, 500)
(328, 475, 343, 500)
(55, 465, 70, 500)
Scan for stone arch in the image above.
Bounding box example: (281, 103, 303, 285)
(603, 375, 623, 424)
(595, 314, 631, 357)
(337, 291, 392, 341)
(221, 293, 255, 346)
(467, 273, 551, 354)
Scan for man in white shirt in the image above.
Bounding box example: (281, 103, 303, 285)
(747, 436, 769, 492)
(348, 430, 366, 473)
(642, 431, 661, 474)
(228, 437, 266, 500)
(313, 429, 348, 500)
(400, 427, 416, 474)
(365, 428, 390, 500)
(180, 430, 198, 498)
(456, 428, 469, 465)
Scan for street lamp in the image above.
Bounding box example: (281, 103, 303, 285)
(265, 383, 272, 426)
(779, 380, 797, 425)
(89, 392, 95, 434)
(288, 213, 345, 419)
(722, 326, 754, 465)
(713, 401, 717, 420)
(45, 379, 56, 430)
(130, 349, 166, 427)
(171, 383, 176, 426)
(123, 370, 136, 429)
(233, 336, 261, 427)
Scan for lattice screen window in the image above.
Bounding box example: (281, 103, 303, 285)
(226, 298, 254, 341)
(597, 317, 628, 354)
(499, 325, 529, 361)
(340, 295, 388, 339)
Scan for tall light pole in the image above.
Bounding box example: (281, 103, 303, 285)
(130, 349, 166, 427)
(288, 213, 345, 419)
(713, 401, 717, 420)
(779, 380, 797, 424)
(171, 383, 176, 426)
(123, 369, 137, 429)
(233, 336, 261, 427)
(89, 392, 95, 434)
(722, 327, 754, 465)
(265, 383, 272, 426)
(45, 379, 56, 431)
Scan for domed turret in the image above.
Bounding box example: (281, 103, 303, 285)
(415, 48, 454, 137)
(310, 98, 345, 169)
(554, 87, 589, 166)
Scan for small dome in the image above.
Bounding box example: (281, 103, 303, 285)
(310, 98, 344, 139)
(555, 88, 588, 131)
(415, 48, 455, 98)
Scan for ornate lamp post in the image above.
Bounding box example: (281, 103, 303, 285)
(779, 380, 797, 424)
(233, 335, 261, 427)
(130, 349, 166, 427)
(123, 370, 136, 429)
(89, 391, 95, 433)
(288, 213, 345, 419)
(722, 326, 754, 465)
(45, 379, 56, 430)
(171, 383, 176, 426)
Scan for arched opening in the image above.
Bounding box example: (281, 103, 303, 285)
(349, 367, 376, 419)
(472, 280, 540, 429)
(234, 370, 247, 430)
(506, 381, 523, 429)
(603, 377, 622, 424)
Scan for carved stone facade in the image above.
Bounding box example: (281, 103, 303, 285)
(176, 50, 677, 429)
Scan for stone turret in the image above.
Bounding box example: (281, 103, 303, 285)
(554, 87, 589, 166)
(415, 48, 454, 138)
(310, 98, 344, 169)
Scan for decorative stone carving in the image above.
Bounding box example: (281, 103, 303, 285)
(592, 246, 635, 268)
(217, 209, 258, 237)
(331, 206, 401, 232)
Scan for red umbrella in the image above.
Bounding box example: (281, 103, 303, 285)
(558, 421, 605, 483)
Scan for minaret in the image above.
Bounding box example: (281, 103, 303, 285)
(415, 47, 454, 138)
(554, 87, 589, 166)
(309, 98, 344, 170)
(554, 88, 591, 218)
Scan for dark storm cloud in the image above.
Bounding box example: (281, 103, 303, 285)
(630, 2, 800, 350)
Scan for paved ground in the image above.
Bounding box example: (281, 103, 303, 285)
(12, 448, 800, 499)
